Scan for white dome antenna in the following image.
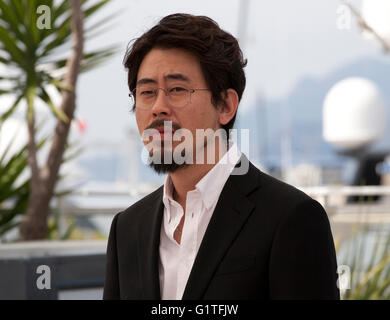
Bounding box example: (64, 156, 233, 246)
(323, 77, 386, 153)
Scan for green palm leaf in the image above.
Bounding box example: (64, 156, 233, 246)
(339, 225, 390, 300)
(0, 0, 118, 120)
(39, 86, 69, 122)
(0, 0, 118, 241)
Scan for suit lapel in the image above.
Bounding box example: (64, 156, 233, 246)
(136, 155, 261, 300)
(137, 188, 164, 299)
(182, 155, 260, 300)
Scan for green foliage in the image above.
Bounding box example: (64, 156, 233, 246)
(0, 132, 86, 242)
(0, 136, 30, 239)
(47, 212, 77, 240)
(0, 131, 47, 240)
(337, 224, 390, 300)
(0, 0, 118, 122)
(0, 0, 117, 240)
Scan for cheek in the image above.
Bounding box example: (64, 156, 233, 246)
(176, 98, 220, 132)
(191, 101, 218, 124)
(201, 107, 220, 128)
(135, 112, 147, 134)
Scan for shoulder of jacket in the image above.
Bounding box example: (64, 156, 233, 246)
(117, 185, 163, 219)
(257, 169, 313, 204)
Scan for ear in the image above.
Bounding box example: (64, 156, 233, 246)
(218, 89, 239, 126)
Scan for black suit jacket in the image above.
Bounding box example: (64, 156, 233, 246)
(103, 155, 340, 300)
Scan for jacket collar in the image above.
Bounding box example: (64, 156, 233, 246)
(137, 153, 261, 299)
(137, 189, 164, 299)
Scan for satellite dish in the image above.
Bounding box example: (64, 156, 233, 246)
(323, 77, 386, 153)
(361, 0, 390, 43)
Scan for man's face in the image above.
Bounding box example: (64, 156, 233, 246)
(135, 47, 223, 173)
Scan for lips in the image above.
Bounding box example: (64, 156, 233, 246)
(155, 127, 175, 134)
(152, 127, 174, 140)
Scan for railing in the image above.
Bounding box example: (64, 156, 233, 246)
(299, 185, 390, 208)
(301, 185, 390, 224)
(0, 240, 107, 300)
(55, 185, 390, 222)
(2, 185, 390, 299)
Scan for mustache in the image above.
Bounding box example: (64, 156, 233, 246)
(146, 119, 181, 132)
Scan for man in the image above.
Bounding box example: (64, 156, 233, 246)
(103, 13, 340, 300)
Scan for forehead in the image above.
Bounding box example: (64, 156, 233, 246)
(137, 48, 205, 84)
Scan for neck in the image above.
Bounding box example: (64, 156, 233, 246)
(169, 139, 229, 203)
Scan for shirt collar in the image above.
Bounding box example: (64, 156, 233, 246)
(195, 141, 241, 210)
(162, 141, 241, 211)
(163, 173, 174, 208)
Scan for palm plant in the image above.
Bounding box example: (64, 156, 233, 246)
(337, 224, 390, 299)
(0, 125, 81, 242)
(0, 135, 31, 239)
(0, 0, 117, 240)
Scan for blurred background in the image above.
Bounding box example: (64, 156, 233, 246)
(1, 0, 390, 300)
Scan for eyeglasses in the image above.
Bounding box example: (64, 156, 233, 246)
(129, 85, 210, 110)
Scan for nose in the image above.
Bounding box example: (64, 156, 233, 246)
(151, 88, 171, 117)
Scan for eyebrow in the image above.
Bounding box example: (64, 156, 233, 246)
(165, 73, 190, 82)
(136, 73, 190, 86)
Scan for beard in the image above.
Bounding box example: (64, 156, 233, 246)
(144, 127, 226, 174)
(147, 140, 190, 174)
(148, 161, 184, 174)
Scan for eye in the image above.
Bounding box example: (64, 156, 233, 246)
(169, 87, 186, 93)
(139, 89, 155, 96)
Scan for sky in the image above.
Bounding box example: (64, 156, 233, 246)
(1, 0, 388, 164)
(74, 0, 385, 148)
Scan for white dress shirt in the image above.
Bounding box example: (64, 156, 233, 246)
(158, 141, 242, 300)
